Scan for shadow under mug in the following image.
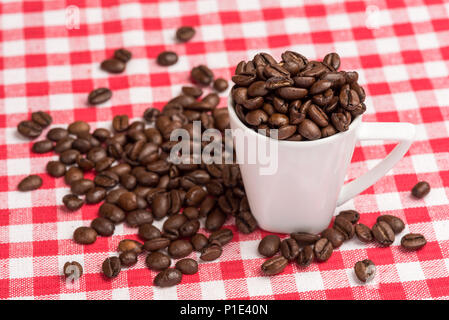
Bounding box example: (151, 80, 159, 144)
(228, 95, 416, 234)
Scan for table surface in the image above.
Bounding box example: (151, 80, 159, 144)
(1, 0, 449, 300)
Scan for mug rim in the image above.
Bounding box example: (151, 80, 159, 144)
(227, 93, 362, 146)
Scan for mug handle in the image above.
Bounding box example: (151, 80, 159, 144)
(336, 122, 416, 206)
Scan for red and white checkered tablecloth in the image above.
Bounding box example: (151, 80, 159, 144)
(1, 0, 449, 300)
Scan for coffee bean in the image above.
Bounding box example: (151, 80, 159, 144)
(337, 210, 360, 224)
(179, 219, 200, 237)
(18, 175, 42, 191)
(297, 119, 321, 140)
(88, 88, 112, 105)
(18, 120, 42, 138)
(175, 258, 198, 275)
(32, 139, 54, 153)
(120, 251, 138, 267)
(94, 171, 119, 189)
(168, 240, 193, 259)
(401, 233, 427, 250)
(333, 216, 355, 240)
(63, 261, 83, 280)
(372, 221, 395, 246)
(54, 137, 74, 153)
(209, 228, 233, 246)
(154, 268, 182, 287)
(157, 51, 178, 66)
(355, 224, 373, 243)
(64, 167, 83, 185)
(71, 179, 94, 195)
(117, 191, 137, 211)
(114, 48, 132, 62)
(323, 52, 340, 70)
(377, 215, 405, 234)
(261, 255, 288, 275)
(176, 26, 195, 42)
(146, 252, 171, 271)
(280, 238, 300, 261)
(68, 121, 90, 136)
(73, 226, 97, 244)
(85, 187, 106, 204)
(258, 235, 281, 257)
(191, 233, 209, 252)
(91, 217, 115, 236)
(126, 209, 153, 227)
(314, 238, 333, 262)
(101, 58, 126, 73)
(296, 245, 314, 267)
(191, 65, 214, 85)
(112, 115, 129, 132)
(138, 224, 160, 241)
(182, 86, 203, 98)
(31, 111, 52, 128)
(354, 259, 376, 282)
(321, 228, 345, 248)
(47, 128, 68, 142)
(200, 241, 222, 261)
(63, 194, 84, 211)
(411, 181, 430, 199)
(290, 232, 320, 246)
(144, 237, 170, 251)
(235, 211, 258, 234)
(99, 203, 125, 223)
(213, 78, 228, 92)
(46, 161, 66, 177)
(102, 257, 121, 278)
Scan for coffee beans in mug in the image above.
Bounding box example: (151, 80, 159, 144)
(154, 268, 182, 287)
(354, 259, 376, 282)
(63, 261, 83, 280)
(18, 175, 42, 191)
(401, 233, 427, 250)
(176, 26, 195, 42)
(261, 255, 288, 275)
(102, 256, 121, 278)
(88, 88, 112, 105)
(73, 226, 97, 244)
(411, 181, 430, 199)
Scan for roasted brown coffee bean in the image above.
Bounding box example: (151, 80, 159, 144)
(17, 120, 42, 138)
(182, 86, 203, 98)
(91, 217, 115, 237)
(31, 111, 52, 128)
(126, 209, 153, 227)
(411, 181, 430, 199)
(168, 240, 193, 259)
(354, 259, 376, 282)
(112, 115, 129, 132)
(106, 187, 127, 204)
(401, 233, 427, 250)
(183, 207, 200, 220)
(323, 52, 340, 70)
(307, 104, 328, 127)
(377, 215, 405, 234)
(321, 228, 345, 248)
(101, 58, 126, 73)
(32, 139, 54, 153)
(68, 121, 90, 136)
(73, 226, 97, 244)
(205, 208, 226, 232)
(60, 149, 80, 165)
(102, 257, 121, 278)
(236, 211, 258, 234)
(209, 228, 233, 246)
(18, 175, 42, 191)
(47, 128, 68, 142)
(63, 261, 83, 280)
(99, 203, 125, 223)
(120, 251, 138, 267)
(64, 167, 83, 185)
(157, 51, 178, 66)
(85, 187, 106, 204)
(163, 214, 188, 232)
(118, 239, 143, 254)
(88, 147, 107, 163)
(297, 245, 314, 267)
(54, 137, 74, 154)
(258, 235, 281, 257)
(355, 224, 373, 243)
(309, 80, 332, 95)
(143, 108, 161, 123)
(280, 238, 300, 261)
(213, 78, 228, 92)
(63, 194, 84, 211)
(117, 191, 137, 211)
(337, 210, 360, 224)
(261, 255, 288, 275)
(200, 241, 222, 261)
(88, 88, 112, 105)
(331, 112, 350, 132)
(321, 125, 337, 138)
(334, 216, 355, 240)
(314, 238, 333, 262)
(290, 232, 320, 246)
(185, 185, 207, 207)
(72, 138, 92, 154)
(138, 224, 160, 241)
(144, 237, 170, 251)
(154, 268, 182, 287)
(372, 221, 395, 246)
(46, 161, 66, 177)
(179, 219, 200, 237)
(175, 258, 198, 275)
(146, 252, 171, 271)
(114, 48, 132, 62)
(293, 76, 315, 88)
(191, 65, 214, 85)
(94, 171, 119, 188)
(297, 119, 321, 140)
(191, 233, 209, 252)
(176, 26, 195, 42)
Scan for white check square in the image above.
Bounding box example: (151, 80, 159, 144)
(407, 6, 430, 22)
(8, 190, 32, 209)
(411, 153, 438, 173)
(201, 24, 224, 42)
(9, 224, 33, 243)
(2, 40, 25, 57)
(158, 2, 180, 18)
(9, 257, 33, 279)
(284, 17, 310, 34)
(294, 271, 324, 292)
(43, 9, 66, 26)
(383, 65, 409, 82)
(392, 91, 419, 111)
(200, 280, 226, 299)
(242, 21, 267, 38)
(326, 14, 351, 30)
(3, 68, 26, 85)
(376, 192, 403, 212)
(119, 3, 142, 19)
(46, 65, 72, 82)
(246, 277, 273, 297)
(375, 37, 400, 54)
(396, 262, 425, 282)
(424, 61, 448, 78)
(45, 38, 70, 54)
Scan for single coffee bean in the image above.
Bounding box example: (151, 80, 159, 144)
(64, 167, 83, 185)
(17, 120, 42, 138)
(117, 191, 138, 212)
(46, 161, 66, 177)
(377, 215, 405, 234)
(118, 239, 143, 254)
(114, 48, 132, 62)
(258, 235, 281, 257)
(321, 228, 345, 248)
(146, 252, 171, 271)
(191, 233, 209, 252)
(337, 210, 360, 224)
(85, 187, 106, 204)
(144, 237, 170, 251)
(333, 216, 355, 240)
(91, 217, 115, 237)
(71, 179, 94, 195)
(175, 258, 198, 275)
(235, 210, 258, 234)
(102, 256, 121, 278)
(290, 232, 320, 246)
(101, 58, 126, 73)
(94, 171, 119, 189)
(401, 233, 427, 250)
(314, 238, 333, 262)
(99, 203, 125, 223)
(32, 139, 54, 153)
(297, 245, 314, 267)
(200, 241, 222, 261)
(63, 194, 84, 211)
(63, 261, 83, 280)
(31, 111, 52, 128)
(298, 119, 321, 140)
(261, 255, 288, 275)
(157, 51, 178, 66)
(168, 240, 193, 259)
(176, 26, 195, 42)
(411, 181, 430, 199)
(179, 219, 200, 237)
(182, 86, 203, 98)
(213, 78, 228, 92)
(18, 175, 42, 191)
(191, 65, 214, 85)
(126, 209, 153, 227)
(47, 128, 68, 142)
(355, 224, 373, 243)
(88, 88, 112, 105)
(372, 221, 395, 246)
(154, 268, 182, 287)
(54, 137, 74, 154)
(138, 224, 161, 241)
(354, 259, 376, 282)
(112, 115, 129, 132)
(119, 251, 138, 267)
(280, 238, 300, 261)
(73, 226, 97, 244)
(59, 149, 80, 165)
(323, 52, 340, 70)
(68, 121, 90, 136)
(209, 228, 233, 246)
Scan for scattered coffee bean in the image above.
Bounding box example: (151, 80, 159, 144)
(154, 268, 182, 287)
(31, 111, 52, 128)
(114, 48, 132, 63)
(65, 167, 83, 185)
(258, 235, 281, 257)
(372, 221, 395, 246)
(91, 217, 115, 237)
(200, 240, 222, 261)
(32, 139, 54, 153)
(101, 58, 126, 73)
(411, 181, 430, 199)
(280, 238, 300, 261)
(314, 238, 333, 262)
(73, 226, 97, 244)
(88, 88, 112, 105)
(144, 237, 170, 251)
(63, 261, 83, 280)
(17, 120, 42, 138)
(102, 256, 121, 278)
(120, 251, 138, 267)
(321, 228, 345, 248)
(337, 210, 360, 224)
(355, 224, 373, 243)
(138, 224, 160, 240)
(290, 232, 320, 246)
(176, 26, 195, 42)
(297, 245, 314, 267)
(191, 65, 214, 85)
(175, 258, 198, 275)
(18, 175, 42, 191)
(333, 216, 355, 240)
(354, 259, 376, 282)
(401, 233, 427, 250)
(157, 51, 178, 66)
(213, 78, 228, 92)
(261, 255, 288, 275)
(118, 239, 143, 254)
(377, 215, 405, 234)
(47, 128, 68, 142)
(63, 194, 84, 211)
(209, 228, 233, 246)
(168, 240, 193, 259)
(191, 233, 209, 252)
(146, 252, 171, 271)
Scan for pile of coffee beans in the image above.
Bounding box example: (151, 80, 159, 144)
(231, 51, 367, 140)
(258, 209, 427, 282)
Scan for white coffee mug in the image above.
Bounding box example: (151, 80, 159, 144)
(228, 95, 416, 234)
